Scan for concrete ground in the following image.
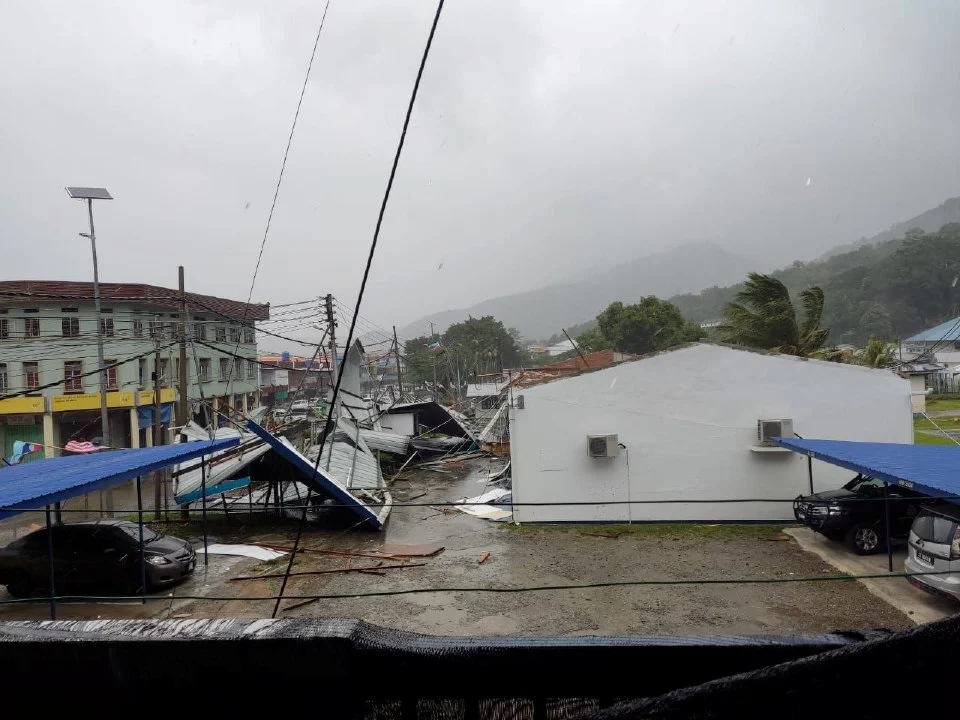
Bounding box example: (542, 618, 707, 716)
(0, 460, 931, 635)
(785, 527, 958, 624)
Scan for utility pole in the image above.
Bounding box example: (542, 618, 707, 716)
(393, 325, 403, 396)
(153, 327, 163, 520)
(177, 266, 189, 428)
(324, 294, 338, 396)
(66, 187, 113, 514)
(429, 321, 438, 403)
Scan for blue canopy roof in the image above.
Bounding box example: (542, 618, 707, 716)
(245, 420, 382, 530)
(905, 316, 960, 343)
(0, 439, 239, 519)
(773, 437, 960, 501)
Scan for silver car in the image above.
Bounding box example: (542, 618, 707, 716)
(904, 505, 960, 602)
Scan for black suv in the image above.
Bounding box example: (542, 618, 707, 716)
(0, 520, 196, 597)
(794, 474, 936, 555)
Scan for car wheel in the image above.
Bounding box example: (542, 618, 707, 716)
(847, 524, 883, 555)
(6, 572, 34, 599)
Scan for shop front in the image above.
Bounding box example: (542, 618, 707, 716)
(0, 397, 46, 464)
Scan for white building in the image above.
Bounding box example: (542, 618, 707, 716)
(509, 343, 913, 523)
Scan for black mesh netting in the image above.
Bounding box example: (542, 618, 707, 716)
(0, 615, 955, 717)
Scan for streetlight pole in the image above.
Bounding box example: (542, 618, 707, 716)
(66, 187, 114, 515)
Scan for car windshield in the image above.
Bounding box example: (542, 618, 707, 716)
(843, 476, 885, 494)
(912, 513, 958, 545)
(115, 525, 162, 544)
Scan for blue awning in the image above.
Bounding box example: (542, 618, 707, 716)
(245, 420, 382, 530)
(0, 439, 239, 519)
(772, 437, 960, 501)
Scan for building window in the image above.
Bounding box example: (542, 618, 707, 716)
(62, 317, 80, 337)
(64, 361, 83, 393)
(24, 317, 40, 338)
(159, 358, 170, 386)
(247, 359, 257, 380)
(228, 326, 240, 343)
(24, 362, 39, 390)
(243, 327, 255, 344)
(105, 360, 118, 390)
(198, 358, 211, 382)
(133, 319, 143, 338)
(100, 317, 115, 337)
(148, 320, 159, 339)
(215, 325, 226, 342)
(0, 318, 8, 340)
(234, 394, 244, 414)
(0, 363, 7, 391)
(193, 316, 207, 341)
(139, 358, 147, 387)
(61, 307, 78, 313)
(219, 357, 230, 381)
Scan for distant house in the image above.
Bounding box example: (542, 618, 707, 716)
(509, 343, 912, 524)
(897, 361, 944, 413)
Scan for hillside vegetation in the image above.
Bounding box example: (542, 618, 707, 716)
(670, 223, 960, 345)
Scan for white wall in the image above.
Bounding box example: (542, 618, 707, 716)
(381, 412, 416, 436)
(907, 375, 927, 413)
(510, 344, 914, 523)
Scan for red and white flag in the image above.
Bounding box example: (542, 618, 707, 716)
(64, 440, 103, 454)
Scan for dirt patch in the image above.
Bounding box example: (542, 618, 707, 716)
(166, 463, 910, 635)
(0, 461, 912, 633)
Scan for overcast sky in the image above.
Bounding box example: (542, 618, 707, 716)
(1, 0, 958, 340)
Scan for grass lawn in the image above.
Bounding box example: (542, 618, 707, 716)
(504, 522, 789, 540)
(913, 415, 960, 431)
(914, 429, 960, 446)
(925, 396, 960, 412)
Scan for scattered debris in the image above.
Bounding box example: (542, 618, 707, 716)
(377, 542, 444, 557)
(230, 563, 426, 581)
(453, 488, 512, 521)
(478, 551, 491, 565)
(204, 544, 287, 561)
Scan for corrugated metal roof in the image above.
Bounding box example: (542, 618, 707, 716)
(466, 382, 505, 398)
(245, 420, 381, 529)
(906, 317, 960, 343)
(0, 439, 239, 519)
(359, 429, 410, 455)
(0, 281, 269, 321)
(309, 417, 383, 490)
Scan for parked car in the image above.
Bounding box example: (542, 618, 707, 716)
(904, 505, 960, 602)
(0, 520, 196, 598)
(793, 474, 935, 555)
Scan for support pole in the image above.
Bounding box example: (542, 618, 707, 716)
(807, 456, 814, 495)
(177, 266, 189, 427)
(884, 481, 893, 573)
(53, 502, 62, 525)
(153, 334, 163, 520)
(393, 325, 403, 396)
(201, 457, 209, 566)
(88, 198, 113, 517)
(45, 506, 56, 621)
(136, 475, 147, 603)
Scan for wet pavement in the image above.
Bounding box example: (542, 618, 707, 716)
(0, 458, 921, 634)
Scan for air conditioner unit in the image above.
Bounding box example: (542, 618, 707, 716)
(587, 434, 619, 458)
(756, 418, 793, 447)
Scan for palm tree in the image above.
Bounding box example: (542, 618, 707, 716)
(719, 273, 829, 356)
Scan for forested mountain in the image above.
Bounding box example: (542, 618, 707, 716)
(397, 242, 749, 341)
(671, 223, 960, 345)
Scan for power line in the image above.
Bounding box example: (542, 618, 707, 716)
(227, 2, 331, 399)
(0, 569, 954, 610)
(273, 0, 446, 619)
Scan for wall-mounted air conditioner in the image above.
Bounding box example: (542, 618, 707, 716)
(587, 434, 619, 458)
(756, 419, 793, 447)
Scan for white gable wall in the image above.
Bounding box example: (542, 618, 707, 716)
(509, 344, 913, 523)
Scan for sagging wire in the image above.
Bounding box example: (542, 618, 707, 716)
(270, 0, 446, 619)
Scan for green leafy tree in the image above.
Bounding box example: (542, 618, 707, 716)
(588, 298, 702, 355)
(858, 337, 895, 368)
(719, 273, 829, 356)
(575, 327, 612, 353)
